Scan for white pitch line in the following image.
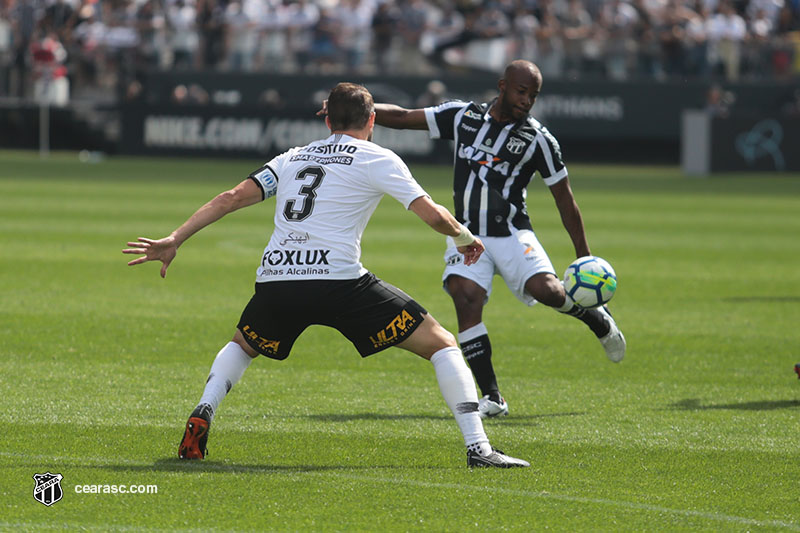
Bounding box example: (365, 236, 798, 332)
(3, 452, 798, 531)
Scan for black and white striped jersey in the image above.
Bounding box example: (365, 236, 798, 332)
(424, 99, 568, 237)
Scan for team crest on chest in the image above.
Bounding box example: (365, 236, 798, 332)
(506, 137, 526, 154)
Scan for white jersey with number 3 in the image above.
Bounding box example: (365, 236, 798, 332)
(248, 133, 428, 282)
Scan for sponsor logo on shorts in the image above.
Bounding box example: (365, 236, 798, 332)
(241, 325, 280, 354)
(369, 309, 417, 348)
(446, 253, 463, 266)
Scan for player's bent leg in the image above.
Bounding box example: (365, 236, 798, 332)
(232, 329, 260, 358)
(526, 273, 627, 362)
(396, 315, 528, 468)
(179, 334, 257, 460)
(395, 312, 457, 360)
(524, 272, 566, 307)
(445, 275, 486, 331)
(445, 275, 506, 416)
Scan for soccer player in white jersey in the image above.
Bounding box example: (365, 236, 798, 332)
(123, 82, 529, 468)
(361, 60, 627, 418)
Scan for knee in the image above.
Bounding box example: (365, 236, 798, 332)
(526, 274, 565, 307)
(436, 325, 458, 348)
(232, 330, 260, 358)
(446, 276, 485, 309)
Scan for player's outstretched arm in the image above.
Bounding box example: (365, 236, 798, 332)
(549, 178, 591, 258)
(316, 100, 428, 130)
(408, 195, 484, 265)
(373, 104, 429, 130)
(122, 179, 263, 278)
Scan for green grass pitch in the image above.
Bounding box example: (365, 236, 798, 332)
(1, 150, 799, 531)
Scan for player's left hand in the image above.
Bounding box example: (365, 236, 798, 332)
(316, 99, 328, 117)
(457, 237, 484, 266)
(123, 236, 177, 278)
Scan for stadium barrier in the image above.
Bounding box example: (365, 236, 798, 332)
(682, 111, 800, 174)
(3, 73, 797, 166)
(118, 73, 800, 164)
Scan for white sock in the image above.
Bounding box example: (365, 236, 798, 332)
(430, 346, 492, 455)
(557, 290, 575, 312)
(198, 342, 254, 420)
(457, 322, 488, 344)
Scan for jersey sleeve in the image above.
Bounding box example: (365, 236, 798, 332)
(532, 127, 568, 186)
(247, 152, 290, 200)
(368, 149, 429, 209)
(424, 100, 468, 141)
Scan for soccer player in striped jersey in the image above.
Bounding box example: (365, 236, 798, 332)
(370, 60, 626, 418)
(124, 82, 529, 468)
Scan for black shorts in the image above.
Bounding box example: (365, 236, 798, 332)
(237, 273, 427, 359)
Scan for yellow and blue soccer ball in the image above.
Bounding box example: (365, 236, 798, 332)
(563, 256, 617, 309)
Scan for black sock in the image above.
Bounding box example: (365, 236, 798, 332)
(460, 334, 500, 401)
(562, 304, 611, 337)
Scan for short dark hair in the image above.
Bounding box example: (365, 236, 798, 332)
(327, 83, 374, 131)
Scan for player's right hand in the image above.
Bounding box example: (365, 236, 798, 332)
(457, 237, 484, 266)
(123, 236, 177, 278)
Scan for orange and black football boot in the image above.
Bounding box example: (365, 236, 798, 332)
(178, 404, 212, 459)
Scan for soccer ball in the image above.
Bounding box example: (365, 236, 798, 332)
(563, 256, 617, 309)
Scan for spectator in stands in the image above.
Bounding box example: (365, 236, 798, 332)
(422, 0, 464, 64)
(397, 0, 433, 73)
(560, 0, 594, 78)
(166, 0, 199, 70)
(309, 6, 341, 72)
(197, 0, 227, 69)
(685, 1, 711, 78)
(136, 0, 167, 71)
(631, 0, 664, 78)
(31, 29, 69, 106)
(285, 0, 319, 72)
(10, 0, 37, 98)
(658, 0, 690, 77)
(337, 0, 375, 73)
(0, 2, 12, 97)
(707, 1, 747, 80)
(256, 0, 288, 72)
(599, 0, 639, 80)
(371, 1, 398, 74)
(534, 0, 565, 78)
(71, 2, 106, 92)
(225, 0, 259, 71)
(746, 8, 776, 77)
(6, 0, 800, 100)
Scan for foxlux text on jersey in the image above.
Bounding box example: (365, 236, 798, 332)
(261, 248, 331, 267)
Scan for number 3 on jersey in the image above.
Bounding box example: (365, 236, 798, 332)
(283, 166, 325, 222)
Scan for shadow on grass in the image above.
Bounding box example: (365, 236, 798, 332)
(275, 411, 587, 424)
(721, 296, 800, 303)
(670, 398, 800, 411)
(95, 458, 434, 474)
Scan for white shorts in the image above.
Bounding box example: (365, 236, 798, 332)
(442, 229, 556, 306)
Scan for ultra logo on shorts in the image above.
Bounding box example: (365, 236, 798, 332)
(241, 325, 280, 354)
(370, 310, 416, 348)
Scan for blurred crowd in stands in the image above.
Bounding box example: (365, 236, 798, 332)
(1, 0, 799, 104)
